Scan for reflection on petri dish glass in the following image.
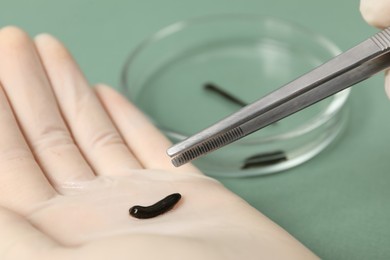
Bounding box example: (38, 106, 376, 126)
(121, 14, 350, 177)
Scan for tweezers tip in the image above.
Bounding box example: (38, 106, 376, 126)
(168, 126, 245, 167)
(171, 158, 183, 167)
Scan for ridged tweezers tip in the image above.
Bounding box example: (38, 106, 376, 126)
(170, 127, 244, 167)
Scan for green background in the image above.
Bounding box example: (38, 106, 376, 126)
(2, 0, 390, 259)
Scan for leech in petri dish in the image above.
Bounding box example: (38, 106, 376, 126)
(242, 151, 287, 169)
(129, 193, 182, 219)
(203, 83, 278, 125)
(204, 83, 248, 107)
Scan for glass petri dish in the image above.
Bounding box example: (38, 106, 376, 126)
(121, 14, 350, 177)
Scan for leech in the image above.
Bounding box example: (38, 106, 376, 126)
(204, 83, 248, 107)
(129, 193, 182, 219)
(204, 83, 278, 125)
(242, 151, 287, 169)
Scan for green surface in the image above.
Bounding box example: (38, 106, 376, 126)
(2, 0, 390, 259)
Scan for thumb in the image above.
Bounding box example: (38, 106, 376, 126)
(0, 207, 61, 259)
(360, 0, 390, 28)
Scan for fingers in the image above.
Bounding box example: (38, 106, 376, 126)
(34, 34, 142, 176)
(360, 0, 390, 99)
(0, 27, 95, 188)
(0, 27, 58, 214)
(0, 83, 56, 214)
(95, 84, 202, 174)
(360, 0, 390, 28)
(384, 70, 390, 99)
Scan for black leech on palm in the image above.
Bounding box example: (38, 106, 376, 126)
(129, 193, 182, 219)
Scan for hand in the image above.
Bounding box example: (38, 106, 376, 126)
(360, 0, 390, 98)
(0, 26, 316, 260)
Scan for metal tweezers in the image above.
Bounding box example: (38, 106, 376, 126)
(167, 28, 390, 167)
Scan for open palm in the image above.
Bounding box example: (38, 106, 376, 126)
(0, 27, 315, 260)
